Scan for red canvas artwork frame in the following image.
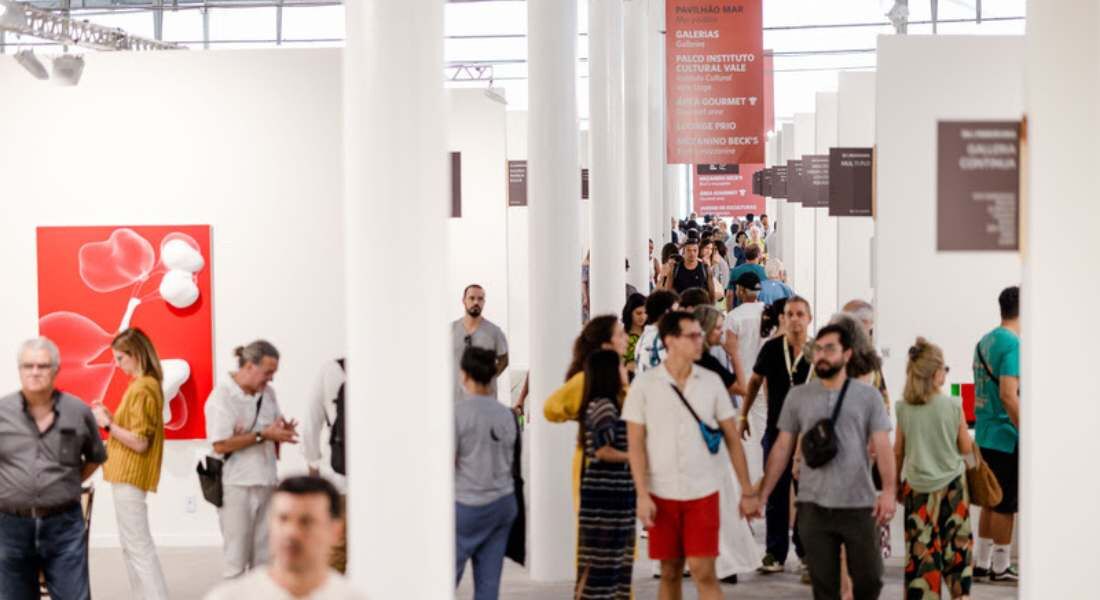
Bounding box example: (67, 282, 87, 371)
(36, 225, 214, 440)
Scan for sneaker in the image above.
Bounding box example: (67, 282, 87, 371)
(989, 566, 1019, 585)
(757, 554, 785, 575)
(800, 564, 811, 585)
(720, 574, 739, 585)
(972, 566, 990, 581)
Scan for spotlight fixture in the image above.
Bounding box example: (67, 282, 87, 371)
(0, 0, 27, 30)
(14, 49, 48, 80)
(52, 53, 84, 86)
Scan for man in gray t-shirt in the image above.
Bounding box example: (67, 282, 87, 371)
(758, 325, 895, 600)
(452, 284, 509, 402)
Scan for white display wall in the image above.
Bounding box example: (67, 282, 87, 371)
(792, 112, 817, 310)
(813, 91, 839, 324)
(0, 48, 514, 547)
(875, 35, 1024, 399)
(836, 71, 877, 306)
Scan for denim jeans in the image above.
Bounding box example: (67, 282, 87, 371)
(763, 430, 804, 565)
(455, 494, 518, 600)
(0, 504, 89, 600)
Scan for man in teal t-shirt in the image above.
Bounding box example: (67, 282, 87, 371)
(725, 245, 767, 308)
(971, 286, 1020, 583)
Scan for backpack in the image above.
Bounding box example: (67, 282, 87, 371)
(326, 359, 347, 475)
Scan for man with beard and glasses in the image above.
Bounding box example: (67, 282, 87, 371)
(204, 476, 364, 599)
(758, 324, 896, 600)
(453, 284, 509, 402)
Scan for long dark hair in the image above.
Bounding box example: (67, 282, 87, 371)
(566, 315, 619, 380)
(621, 293, 646, 334)
(761, 297, 787, 338)
(578, 349, 623, 445)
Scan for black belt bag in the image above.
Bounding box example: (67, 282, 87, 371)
(197, 395, 263, 508)
(802, 378, 850, 469)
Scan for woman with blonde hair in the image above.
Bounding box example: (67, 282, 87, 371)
(91, 328, 169, 599)
(894, 337, 975, 600)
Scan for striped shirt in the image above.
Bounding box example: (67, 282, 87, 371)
(103, 376, 165, 493)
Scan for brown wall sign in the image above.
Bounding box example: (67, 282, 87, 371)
(937, 121, 1020, 251)
(451, 152, 462, 218)
(786, 159, 804, 204)
(508, 160, 527, 207)
(828, 148, 873, 217)
(802, 154, 830, 208)
(771, 165, 788, 198)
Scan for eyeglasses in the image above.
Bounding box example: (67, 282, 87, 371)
(464, 335, 473, 347)
(19, 362, 53, 372)
(679, 332, 704, 341)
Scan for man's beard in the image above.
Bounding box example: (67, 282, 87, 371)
(814, 360, 844, 379)
(466, 306, 482, 317)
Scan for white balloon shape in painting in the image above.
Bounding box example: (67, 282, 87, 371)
(160, 270, 199, 308)
(161, 239, 205, 273)
(160, 359, 191, 422)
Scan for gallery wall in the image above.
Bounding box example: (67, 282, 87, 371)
(875, 35, 1024, 400)
(836, 71, 876, 306)
(0, 48, 516, 547)
(813, 91, 840, 324)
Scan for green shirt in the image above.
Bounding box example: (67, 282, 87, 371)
(727, 263, 767, 291)
(897, 394, 965, 493)
(972, 327, 1020, 453)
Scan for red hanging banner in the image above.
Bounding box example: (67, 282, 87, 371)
(692, 163, 766, 217)
(666, 0, 765, 165)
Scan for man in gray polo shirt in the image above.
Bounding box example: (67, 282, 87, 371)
(452, 284, 509, 402)
(759, 324, 895, 600)
(0, 337, 107, 600)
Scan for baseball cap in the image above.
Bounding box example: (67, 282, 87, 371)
(735, 271, 762, 291)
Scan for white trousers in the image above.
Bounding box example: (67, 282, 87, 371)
(219, 484, 274, 578)
(112, 483, 170, 600)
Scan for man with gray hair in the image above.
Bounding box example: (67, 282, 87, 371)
(0, 337, 106, 599)
(205, 340, 300, 579)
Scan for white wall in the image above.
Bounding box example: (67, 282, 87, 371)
(1022, 3, 1100, 595)
(505, 111, 531, 372)
(875, 35, 1024, 400)
(0, 49, 517, 548)
(813, 92, 839, 324)
(446, 89, 513, 404)
(792, 112, 817, 307)
(836, 72, 876, 306)
(778, 123, 797, 269)
(0, 49, 346, 548)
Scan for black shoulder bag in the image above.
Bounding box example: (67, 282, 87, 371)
(801, 378, 851, 469)
(197, 394, 263, 508)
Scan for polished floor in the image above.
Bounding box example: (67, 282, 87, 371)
(90, 545, 1019, 599)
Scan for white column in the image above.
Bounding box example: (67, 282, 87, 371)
(527, 0, 582, 583)
(793, 112, 817, 308)
(813, 92, 839, 322)
(836, 72, 876, 305)
(343, 2, 450, 597)
(589, 0, 627, 315)
(647, 0, 666, 246)
(779, 122, 797, 274)
(1022, 2, 1100, 596)
(624, 0, 650, 291)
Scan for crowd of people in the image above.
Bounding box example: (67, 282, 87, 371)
(0, 213, 1021, 600)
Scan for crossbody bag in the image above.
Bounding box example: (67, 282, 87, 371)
(801, 378, 850, 468)
(197, 394, 263, 508)
(670, 384, 723, 455)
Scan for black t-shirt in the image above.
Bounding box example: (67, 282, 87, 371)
(672, 261, 709, 293)
(696, 351, 736, 390)
(753, 336, 812, 435)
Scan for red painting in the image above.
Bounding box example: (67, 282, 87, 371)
(37, 226, 214, 440)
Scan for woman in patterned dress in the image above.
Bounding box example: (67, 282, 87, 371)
(574, 350, 635, 600)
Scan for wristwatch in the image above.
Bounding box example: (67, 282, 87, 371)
(105, 422, 112, 434)
(254, 432, 264, 444)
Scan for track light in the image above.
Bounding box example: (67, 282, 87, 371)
(14, 49, 48, 80)
(52, 54, 84, 86)
(0, 0, 28, 31)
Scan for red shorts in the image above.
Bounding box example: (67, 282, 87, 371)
(647, 492, 720, 560)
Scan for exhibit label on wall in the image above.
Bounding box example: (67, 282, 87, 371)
(828, 147, 873, 217)
(665, 0, 764, 165)
(937, 121, 1020, 251)
(786, 159, 804, 204)
(802, 154, 831, 208)
(771, 164, 788, 198)
(508, 160, 527, 207)
(37, 226, 214, 440)
(692, 163, 766, 217)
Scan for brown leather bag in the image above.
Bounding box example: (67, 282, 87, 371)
(967, 445, 1004, 509)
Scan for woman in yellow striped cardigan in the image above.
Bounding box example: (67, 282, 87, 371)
(91, 328, 169, 600)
